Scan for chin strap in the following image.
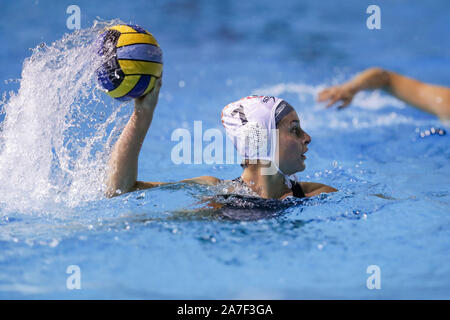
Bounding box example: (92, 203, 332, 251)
(272, 162, 298, 189)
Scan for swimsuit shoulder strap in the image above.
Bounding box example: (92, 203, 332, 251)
(234, 177, 305, 199)
(290, 180, 305, 198)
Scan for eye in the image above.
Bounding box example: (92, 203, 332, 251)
(290, 126, 301, 136)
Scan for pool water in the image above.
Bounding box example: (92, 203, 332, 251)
(0, 0, 449, 299)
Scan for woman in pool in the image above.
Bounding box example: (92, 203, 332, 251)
(105, 77, 337, 199)
(318, 67, 450, 120)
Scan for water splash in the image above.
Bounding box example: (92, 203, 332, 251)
(0, 19, 130, 214)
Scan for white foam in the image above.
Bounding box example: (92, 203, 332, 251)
(352, 90, 405, 110)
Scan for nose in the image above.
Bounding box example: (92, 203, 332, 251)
(304, 131, 311, 145)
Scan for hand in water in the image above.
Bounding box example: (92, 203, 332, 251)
(134, 77, 162, 113)
(317, 83, 357, 109)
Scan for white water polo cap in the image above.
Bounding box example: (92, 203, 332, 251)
(221, 95, 298, 187)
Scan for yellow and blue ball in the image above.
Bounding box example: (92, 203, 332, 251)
(96, 24, 163, 101)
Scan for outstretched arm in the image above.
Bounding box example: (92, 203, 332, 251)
(317, 67, 450, 120)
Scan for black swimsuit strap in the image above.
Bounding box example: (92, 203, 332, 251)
(290, 180, 305, 198)
(233, 177, 305, 199)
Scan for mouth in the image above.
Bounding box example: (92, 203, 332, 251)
(300, 149, 308, 160)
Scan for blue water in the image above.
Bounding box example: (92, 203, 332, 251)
(0, 0, 449, 299)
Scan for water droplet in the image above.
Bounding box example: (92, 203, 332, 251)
(49, 238, 59, 248)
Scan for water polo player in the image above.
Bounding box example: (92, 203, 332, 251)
(105, 77, 337, 199)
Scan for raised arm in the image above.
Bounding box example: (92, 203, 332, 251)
(317, 67, 450, 120)
(105, 78, 220, 198)
(105, 78, 162, 197)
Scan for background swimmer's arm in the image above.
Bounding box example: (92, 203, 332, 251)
(300, 182, 337, 197)
(105, 79, 162, 198)
(385, 71, 450, 119)
(318, 67, 450, 119)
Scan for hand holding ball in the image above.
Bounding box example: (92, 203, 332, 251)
(96, 24, 163, 101)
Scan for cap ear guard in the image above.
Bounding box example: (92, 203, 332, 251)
(237, 121, 268, 159)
